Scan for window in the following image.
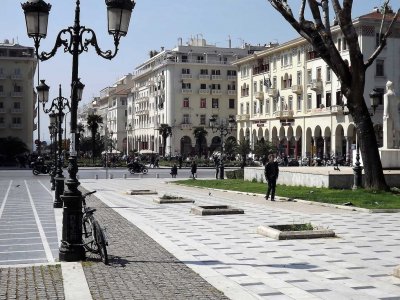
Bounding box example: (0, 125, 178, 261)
(259, 100, 263, 114)
(316, 67, 322, 81)
(297, 95, 302, 112)
(297, 71, 302, 85)
(343, 39, 347, 51)
(272, 77, 277, 89)
(229, 99, 235, 109)
(200, 83, 207, 89)
(211, 83, 221, 90)
(316, 94, 322, 108)
(227, 83, 236, 90)
(212, 98, 219, 108)
(326, 92, 331, 107)
(12, 117, 21, 124)
(14, 85, 22, 92)
(266, 99, 270, 114)
(0, 85, 3, 92)
(376, 59, 385, 77)
(307, 69, 312, 83)
(227, 70, 236, 76)
(307, 94, 312, 110)
(253, 82, 257, 93)
(183, 114, 190, 124)
(288, 96, 293, 111)
(197, 56, 204, 62)
(182, 82, 191, 89)
(253, 102, 257, 114)
(246, 103, 249, 114)
(326, 66, 331, 82)
(211, 70, 221, 75)
(200, 114, 206, 125)
(13, 102, 21, 109)
(200, 98, 206, 108)
(182, 68, 190, 74)
(200, 69, 208, 75)
(0, 102, 3, 108)
(273, 57, 277, 70)
(182, 55, 188, 62)
(336, 91, 343, 105)
(240, 103, 244, 114)
(297, 49, 301, 64)
(183, 97, 189, 108)
(337, 38, 342, 51)
(0, 117, 4, 124)
(273, 99, 277, 112)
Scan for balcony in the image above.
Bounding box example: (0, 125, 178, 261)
(330, 105, 344, 114)
(146, 80, 154, 87)
(199, 89, 210, 95)
(267, 88, 278, 97)
(11, 74, 22, 80)
(255, 91, 264, 100)
(227, 75, 237, 81)
(291, 85, 303, 94)
(236, 114, 250, 121)
(181, 123, 192, 130)
(11, 92, 23, 98)
(274, 110, 294, 119)
(0, 74, 6, 80)
(11, 108, 23, 114)
(199, 74, 210, 80)
(182, 89, 192, 94)
(211, 75, 222, 80)
(0, 123, 6, 128)
(136, 109, 149, 115)
(0, 108, 5, 113)
(310, 79, 323, 92)
(0, 92, 6, 97)
(227, 90, 236, 95)
(211, 89, 222, 95)
(309, 107, 331, 115)
(10, 123, 22, 129)
(181, 74, 193, 80)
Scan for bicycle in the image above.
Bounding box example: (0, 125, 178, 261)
(81, 190, 109, 265)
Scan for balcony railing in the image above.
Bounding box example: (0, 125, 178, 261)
(199, 74, 210, 80)
(291, 85, 303, 94)
(11, 74, 22, 80)
(211, 89, 222, 95)
(227, 90, 236, 95)
(10, 124, 22, 129)
(211, 75, 222, 80)
(182, 89, 192, 94)
(310, 79, 323, 92)
(0, 92, 6, 97)
(274, 110, 294, 119)
(227, 75, 237, 81)
(330, 105, 344, 114)
(181, 74, 192, 79)
(0, 123, 6, 128)
(255, 91, 264, 100)
(11, 92, 23, 97)
(199, 89, 210, 95)
(267, 88, 278, 97)
(181, 123, 192, 130)
(0, 74, 7, 80)
(0, 108, 5, 113)
(236, 114, 250, 121)
(11, 108, 23, 114)
(136, 109, 149, 115)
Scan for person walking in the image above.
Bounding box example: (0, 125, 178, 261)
(170, 164, 178, 178)
(264, 154, 279, 201)
(190, 160, 197, 179)
(215, 157, 220, 179)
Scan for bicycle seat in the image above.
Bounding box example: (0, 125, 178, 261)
(85, 207, 96, 214)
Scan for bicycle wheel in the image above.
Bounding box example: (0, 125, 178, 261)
(92, 219, 108, 265)
(141, 167, 148, 174)
(82, 218, 99, 253)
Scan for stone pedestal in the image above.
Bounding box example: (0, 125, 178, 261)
(352, 148, 400, 169)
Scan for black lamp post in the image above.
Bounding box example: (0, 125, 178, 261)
(369, 88, 381, 116)
(48, 113, 57, 191)
(22, 0, 135, 262)
(38, 81, 71, 207)
(209, 116, 236, 179)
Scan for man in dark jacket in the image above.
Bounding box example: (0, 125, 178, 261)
(264, 154, 279, 201)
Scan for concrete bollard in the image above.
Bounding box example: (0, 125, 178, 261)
(123, 174, 127, 179)
(95, 174, 98, 180)
(110, 174, 113, 179)
(156, 173, 159, 178)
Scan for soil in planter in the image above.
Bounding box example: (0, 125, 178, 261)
(270, 223, 314, 232)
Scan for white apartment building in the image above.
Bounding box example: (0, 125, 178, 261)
(0, 39, 37, 151)
(233, 9, 399, 162)
(88, 37, 268, 156)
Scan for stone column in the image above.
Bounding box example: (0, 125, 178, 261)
(323, 136, 329, 159)
(294, 139, 298, 159)
(286, 137, 290, 156)
(345, 136, 352, 164)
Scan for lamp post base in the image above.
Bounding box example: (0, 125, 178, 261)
(53, 176, 64, 208)
(352, 165, 363, 190)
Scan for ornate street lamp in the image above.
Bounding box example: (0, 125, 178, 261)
(126, 123, 132, 156)
(22, 0, 135, 262)
(369, 88, 382, 116)
(209, 116, 236, 179)
(48, 113, 57, 191)
(39, 83, 71, 207)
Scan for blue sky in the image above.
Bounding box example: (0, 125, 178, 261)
(0, 0, 390, 143)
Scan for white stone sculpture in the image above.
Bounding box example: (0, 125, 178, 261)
(383, 81, 400, 149)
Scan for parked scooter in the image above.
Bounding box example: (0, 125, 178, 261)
(31, 159, 52, 175)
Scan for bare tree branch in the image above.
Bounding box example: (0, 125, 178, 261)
(320, 0, 331, 35)
(299, 0, 306, 23)
(365, 8, 400, 68)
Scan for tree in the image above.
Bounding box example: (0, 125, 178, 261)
(236, 138, 251, 168)
(193, 127, 208, 156)
(267, 0, 399, 190)
(158, 124, 172, 157)
(76, 122, 85, 157)
(253, 138, 276, 161)
(224, 137, 238, 160)
(86, 114, 103, 165)
(0, 136, 29, 160)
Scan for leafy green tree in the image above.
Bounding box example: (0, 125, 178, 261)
(0, 136, 29, 160)
(86, 114, 103, 164)
(253, 138, 276, 162)
(266, 0, 400, 190)
(236, 138, 251, 168)
(158, 124, 172, 157)
(224, 137, 238, 160)
(193, 127, 208, 156)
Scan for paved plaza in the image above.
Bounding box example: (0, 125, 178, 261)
(0, 175, 400, 299)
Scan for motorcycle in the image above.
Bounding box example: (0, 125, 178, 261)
(127, 162, 148, 174)
(31, 161, 52, 175)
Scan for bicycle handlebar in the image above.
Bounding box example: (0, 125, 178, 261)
(82, 190, 96, 198)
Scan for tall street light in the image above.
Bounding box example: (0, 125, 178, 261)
(209, 116, 236, 179)
(48, 113, 57, 191)
(22, 0, 135, 262)
(37, 80, 71, 207)
(126, 123, 132, 156)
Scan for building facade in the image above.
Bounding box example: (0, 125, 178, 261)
(0, 40, 37, 151)
(233, 10, 399, 163)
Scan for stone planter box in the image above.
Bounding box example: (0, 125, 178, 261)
(154, 197, 194, 204)
(257, 224, 335, 240)
(126, 189, 158, 195)
(191, 205, 244, 216)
